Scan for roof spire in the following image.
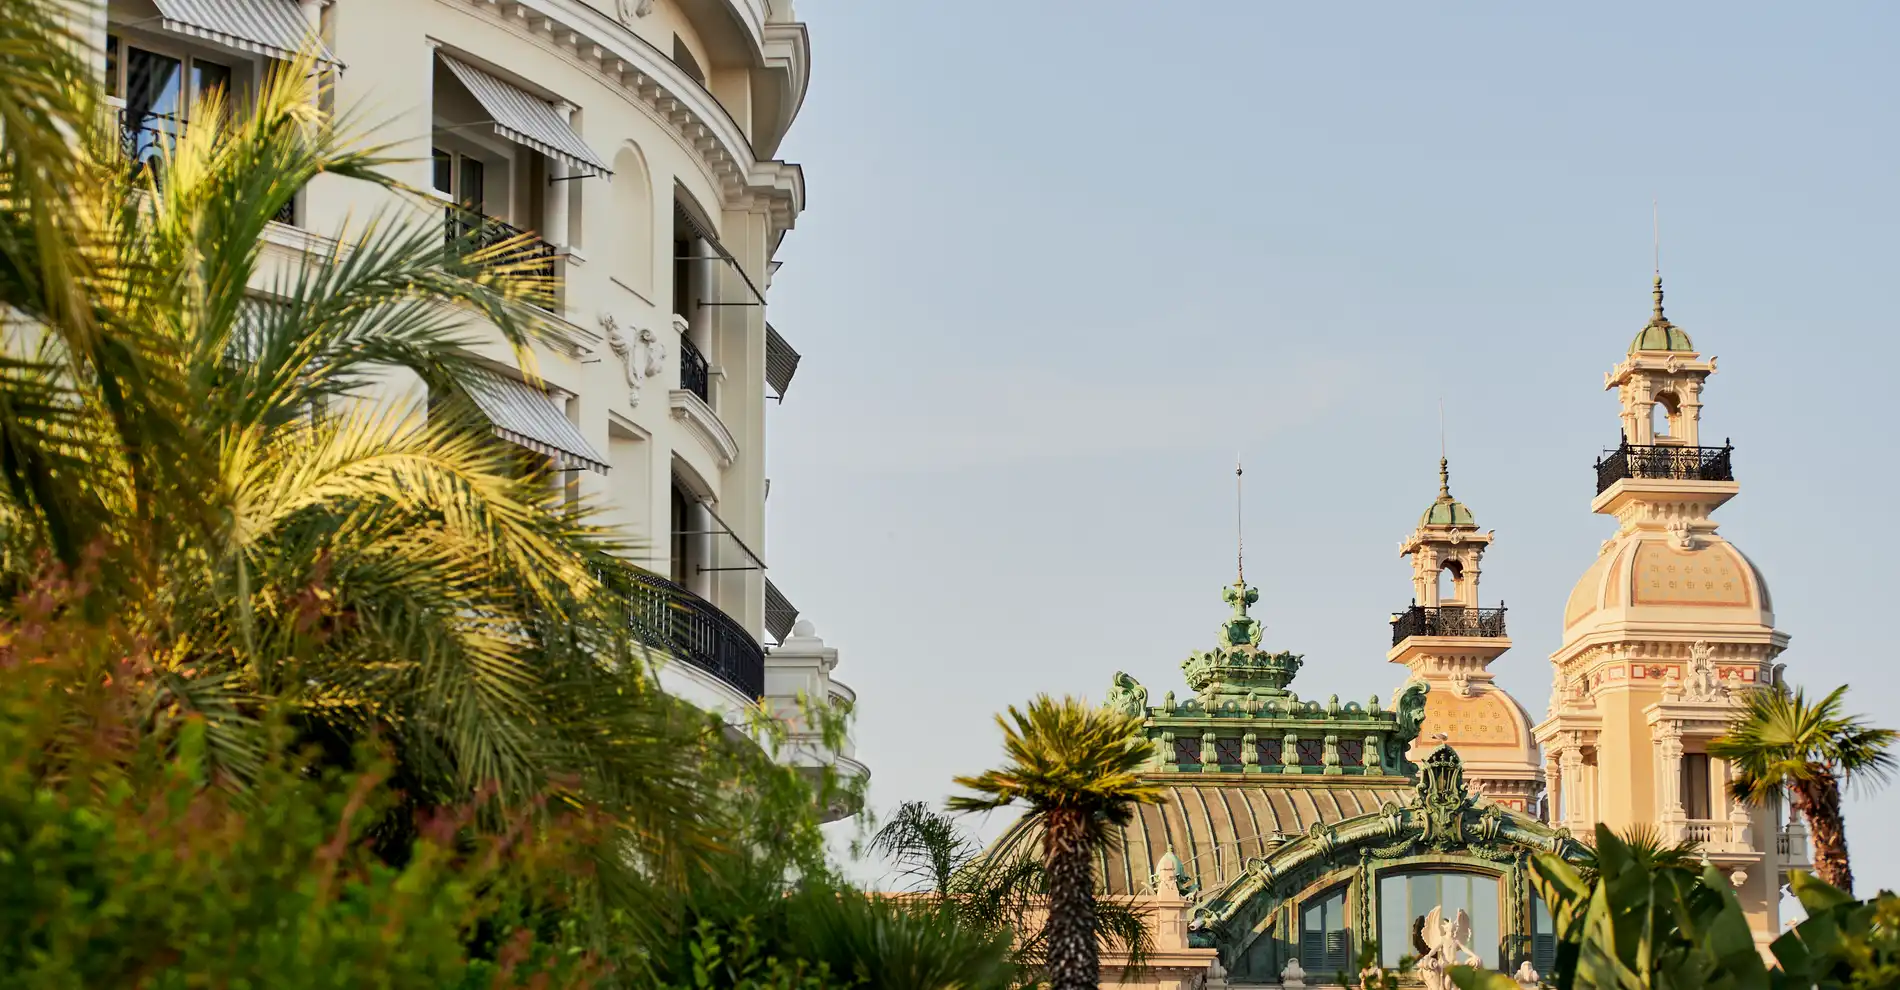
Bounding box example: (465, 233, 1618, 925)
(1650, 199, 1670, 326)
(1234, 458, 1245, 587)
(1439, 456, 1451, 498)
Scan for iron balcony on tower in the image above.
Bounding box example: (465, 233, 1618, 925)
(1594, 439, 1734, 495)
(1390, 605, 1507, 646)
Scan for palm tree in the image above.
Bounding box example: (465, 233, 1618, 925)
(1709, 684, 1896, 893)
(0, 0, 734, 925)
(871, 800, 1154, 980)
(949, 695, 1164, 990)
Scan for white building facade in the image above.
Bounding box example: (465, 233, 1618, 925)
(86, 0, 863, 813)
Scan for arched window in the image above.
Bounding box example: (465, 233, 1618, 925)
(1377, 870, 1501, 968)
(1300, 886, 1351, 976)
(1652, 391, 1680, 440)
(1437, 559, 1462, 605)
(610, 144, 654, 295)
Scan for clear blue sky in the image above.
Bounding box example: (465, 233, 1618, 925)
(765, 2, 1900, 889)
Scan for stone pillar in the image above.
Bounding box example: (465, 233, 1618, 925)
(1656, 726, 1685, 840)
(1559, 748, 1585, 830)
(1282, 732, 1300, 774)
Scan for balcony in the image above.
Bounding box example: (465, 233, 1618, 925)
(118, 108, 295, 224)
(679, 336, 711, 403)
(624, 568, 764, 700)
(442, 206, 559, 309)
(1390, 605, 1507, 646)
(1595, 440, 1734, 495)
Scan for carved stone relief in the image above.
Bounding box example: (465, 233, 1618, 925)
(602, 313, 667, 408)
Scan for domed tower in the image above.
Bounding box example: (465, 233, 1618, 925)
(1534, 277, 1798, 952)
(1387, 459, 1543, 813)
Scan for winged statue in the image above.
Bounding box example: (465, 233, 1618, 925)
(1413, 906, 1482, 990)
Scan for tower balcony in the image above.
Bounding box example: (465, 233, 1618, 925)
(1594, 440, 1734, 495)
(1389, 605, 1507, 646)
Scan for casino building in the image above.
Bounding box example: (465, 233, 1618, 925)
(1065, 279, 1812, 988)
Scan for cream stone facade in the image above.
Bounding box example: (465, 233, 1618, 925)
(86, 0, 863, 811)
(1535, 277, 1806, 951)
(1387, 461, 1543, 814)
(1071, 278, 1813, 988)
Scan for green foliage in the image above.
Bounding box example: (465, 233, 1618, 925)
(947, 694, 1164, 834)
(0, 613, 609, 988)
(869, 801, 1155, 979)
(1444, 826, 1900, 990)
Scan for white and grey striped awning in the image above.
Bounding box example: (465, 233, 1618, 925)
(462, 370, 609, 474)
(764, 578, 799, 644)
(765, 323, 800, 399)
(439, 55, 611, 179)
(152, 0, 339, 64)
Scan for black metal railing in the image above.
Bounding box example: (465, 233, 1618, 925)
(443, 206, 559, 307)
(119, 108, 296, 225)
(623, 569, 764, 699)
(1594, 439, 1734, 495)
(1390, 605, 1508, 646)
(679, 336, 710, 402)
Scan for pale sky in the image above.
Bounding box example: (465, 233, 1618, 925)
(764, 2, 1900, 889)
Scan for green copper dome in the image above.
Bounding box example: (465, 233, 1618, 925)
(1628, 276, 1695, 353)
(1419, 457, 1476, 528)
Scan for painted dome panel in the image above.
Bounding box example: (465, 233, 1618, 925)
(1629, 541, 1752, 607)
(1563, 551, 1611, 628)
(1420, 690, 1531, 750)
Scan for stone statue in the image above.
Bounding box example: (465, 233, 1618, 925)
(1105, 671, 1149, 719)
(1685, 640, 1725, 702)
(1395, 680, 1430, 743)
(1414, 906, 1482, 990)
(603, 315, 668, 408)
(1279, 957, 1307, 988)
(1512, 960, 1541, 989)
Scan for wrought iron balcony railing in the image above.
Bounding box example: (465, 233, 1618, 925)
(1390, 605, 1507, 646)
(443, 206, 559, 307)
(1594, 439, 1734, 495)
(622, 568, 764, 700)
(118, 109, 295, 225)
(679, 336, 711, 402)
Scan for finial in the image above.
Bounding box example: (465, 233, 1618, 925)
(1235, 458, 1245, 586)
(1439, 456, 1451, 498)
(1651, 274, 1668, 325)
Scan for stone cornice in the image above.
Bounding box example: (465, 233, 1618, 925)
(448, 0, 805, 238)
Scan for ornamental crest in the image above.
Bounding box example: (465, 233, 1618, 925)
(1415, 744, 1475, 851)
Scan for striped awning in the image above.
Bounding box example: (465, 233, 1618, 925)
(153, 0, 339, 64)
(462, 370, 609, 474)
(439, 55, 611, 179)
(764, 578, 799, 644)
(765, 324, 800, 398)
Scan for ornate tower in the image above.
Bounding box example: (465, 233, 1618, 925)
(1387, 459, 1543, 812)
(1534, 277, 1800, 952)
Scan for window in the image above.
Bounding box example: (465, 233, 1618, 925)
(1530, 894, 1558, 975)
(1214, 737, 1242, 766)
(670, 483, 696, 587)
(1297, 738, 1325, 767)
(1300, 887, 1350, 976)
(1338, 739, 1364, 767)
(1379, 871, 1500, 968)
(108, 35, 236, 175)
(432, 147, 487, 214)
(1257, 738, 1283, 766)
(1174, 736, 1201, 766)
(1682, 753, 1712, 820)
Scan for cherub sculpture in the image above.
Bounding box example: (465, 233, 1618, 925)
(1413, 906, 1482, 990)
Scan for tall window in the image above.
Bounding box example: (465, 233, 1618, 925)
(1379, 871, 1501, 968)
(1682, 752, 1712, 819)
(1530, 894, 1557, 976)
(106, 35, 234, 175)
(1300, 887, 1351, 976)
(669, 483, 695, 587)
